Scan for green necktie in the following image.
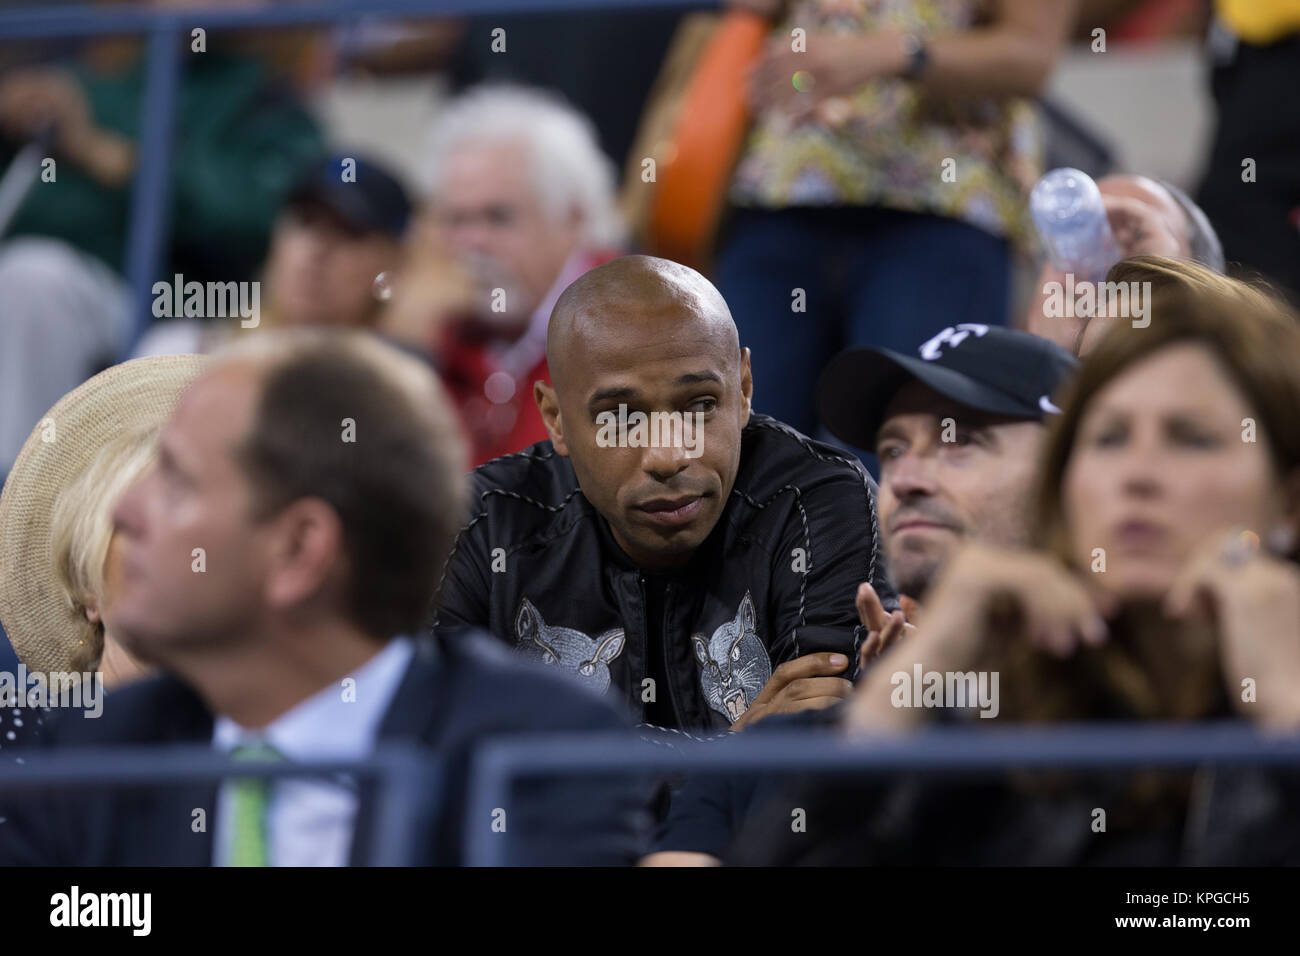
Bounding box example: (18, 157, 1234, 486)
(226, 741, 283, 867)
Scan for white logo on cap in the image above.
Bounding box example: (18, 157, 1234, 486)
(1039, 395, 1063, 415)
(918, 324, 990, 361)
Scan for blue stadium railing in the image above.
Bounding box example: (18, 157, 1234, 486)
(0, 0, 712, 359)
(0, 743, 439, 864)
(3, 723, 1298, 864)
(464, 722, 1300, 865)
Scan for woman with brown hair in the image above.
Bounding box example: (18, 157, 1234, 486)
(731, 257, 1300, 864)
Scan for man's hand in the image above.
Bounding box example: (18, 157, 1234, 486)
(856, 581, 912, 670)
(730, 651, 852, 731)
(1026, 191, 1186, 353)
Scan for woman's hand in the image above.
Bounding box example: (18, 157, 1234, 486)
(1165, 529, 1300, 730)
(844, 544, 1111, 734)
(747, 31, 904, 124)
(903, 543, 1109, 665)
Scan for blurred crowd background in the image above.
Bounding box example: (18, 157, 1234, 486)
(0, 0, 1298, 698)
(0, 0, 1294, 874)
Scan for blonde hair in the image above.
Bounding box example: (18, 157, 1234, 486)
(50, 428, 161, 671)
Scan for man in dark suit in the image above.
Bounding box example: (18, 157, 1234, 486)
(0, 329, 647, 865)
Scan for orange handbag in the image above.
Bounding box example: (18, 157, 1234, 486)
(622, 11, 768, 272)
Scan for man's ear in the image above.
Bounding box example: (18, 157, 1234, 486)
(263, 498, 345, 614)
(535, 380, 570, 456)
(739, 346, 753, 424)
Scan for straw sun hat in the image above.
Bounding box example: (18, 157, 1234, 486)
(0, 354, 207, 675)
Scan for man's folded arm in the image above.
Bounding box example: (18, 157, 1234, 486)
(768, 470, 897, 666)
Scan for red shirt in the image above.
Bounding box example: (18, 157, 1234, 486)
(436, 249, 616, 467)
(438, 336, 553, 467)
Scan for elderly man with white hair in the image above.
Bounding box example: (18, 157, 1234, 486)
(424, 83, 625, 466)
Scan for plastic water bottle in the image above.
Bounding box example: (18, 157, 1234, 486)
(1030, 167, 1122, 282)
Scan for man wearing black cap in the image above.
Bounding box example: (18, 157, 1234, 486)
(644, 325, 1077, 866)
(266, 154, 412, 330)
(134, 154, 411, 356)
(817, 323, 1079, 609)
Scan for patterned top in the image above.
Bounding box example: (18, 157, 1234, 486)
(729, 0, 1044, 245)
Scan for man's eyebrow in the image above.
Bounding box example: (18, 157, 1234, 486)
(672, 371, 723, 387)
(875, 420, 906, 447)
(586, 371, 724, 409)
(588, 386, 639, 408)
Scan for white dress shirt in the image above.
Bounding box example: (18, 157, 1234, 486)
(211, 636, 415, 866)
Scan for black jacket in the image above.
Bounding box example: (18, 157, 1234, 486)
(0, 629, 650, 866)
(434, 414, 896, 732)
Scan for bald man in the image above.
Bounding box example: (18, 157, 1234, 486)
(434, 255, 896, 732)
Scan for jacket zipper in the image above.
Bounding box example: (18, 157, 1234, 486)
(663, 582, 685, 729)
(640, 575, 684, 729)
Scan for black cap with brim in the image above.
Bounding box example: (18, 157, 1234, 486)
(286, 154, 411, 239)
(816, 326, 1079, 452)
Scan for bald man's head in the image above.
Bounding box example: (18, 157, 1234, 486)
(547, 255, 740, 391)
(534, 255, 753, 570)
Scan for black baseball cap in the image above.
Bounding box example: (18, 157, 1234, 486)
(817, 325, 1080, 451)
(285, 154, 412, 239)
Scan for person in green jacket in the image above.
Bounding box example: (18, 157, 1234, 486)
(0, 34, 325, 478)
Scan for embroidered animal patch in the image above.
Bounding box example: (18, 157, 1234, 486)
(692, 592, 772, 723)
(514, 598, 625, 695)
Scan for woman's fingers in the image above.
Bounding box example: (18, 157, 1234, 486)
(1004, 560, 1108, 658)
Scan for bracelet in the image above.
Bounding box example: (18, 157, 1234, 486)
(900, 32, 930, 80)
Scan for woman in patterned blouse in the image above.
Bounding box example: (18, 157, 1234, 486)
(716, 0, 1074, 440)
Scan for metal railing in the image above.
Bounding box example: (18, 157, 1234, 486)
(465, 721, 1300, 865)
(0, 742, 438, 865)
(4, 722, 1298, 865)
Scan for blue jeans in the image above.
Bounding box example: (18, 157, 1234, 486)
(715, 205, 1011, 438)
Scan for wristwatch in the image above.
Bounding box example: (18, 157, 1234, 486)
(900, 32, 930, 80)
